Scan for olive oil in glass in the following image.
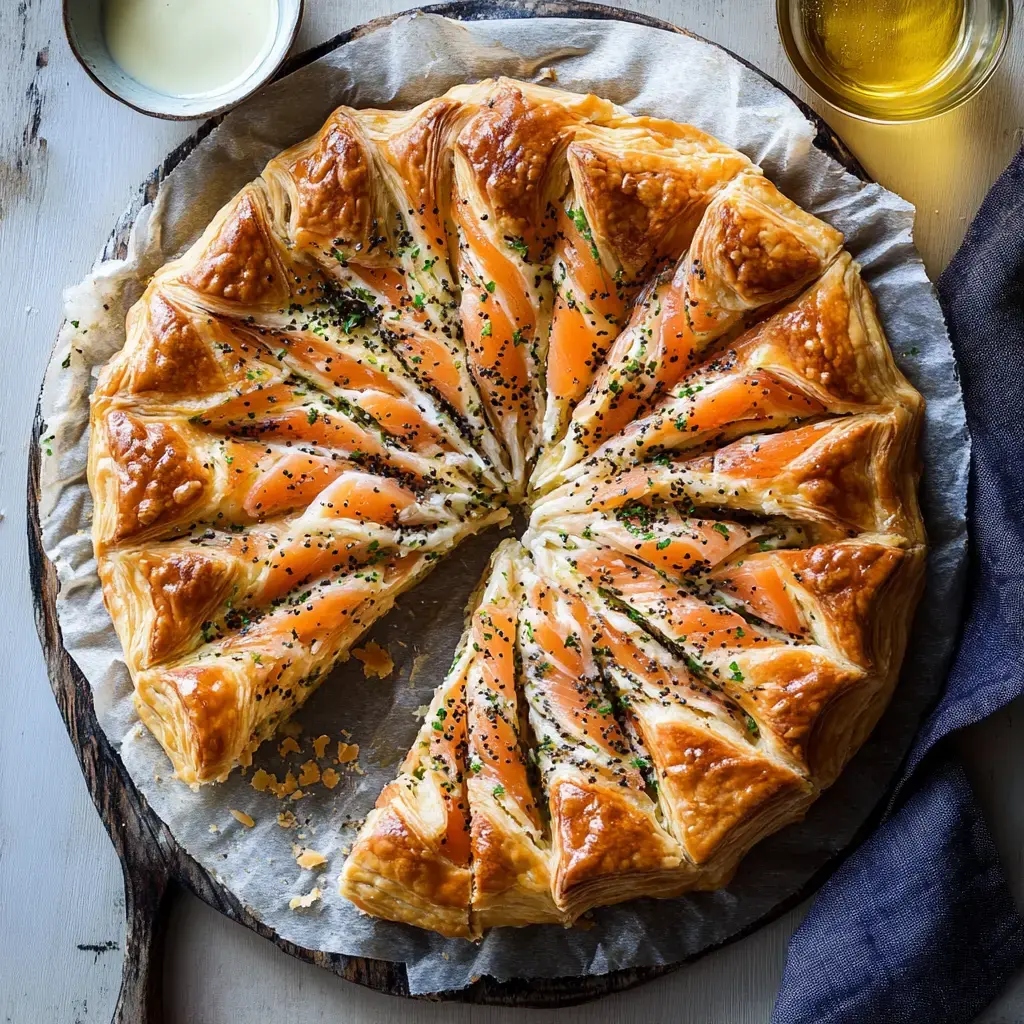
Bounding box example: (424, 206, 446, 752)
(804, 0, 964, 95)
(778, 0, 1012, 121)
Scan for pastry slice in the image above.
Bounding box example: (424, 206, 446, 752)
(87, 403, 479, 551)
(586, 601, 813, 884)
(340, 635, 475, 938)
(537, 506, 813, 584)
(535, 409, 923, 544)
(542, 120, 754, 443)
(518, 562, 690, 920)
(340, 539, 558, 935)
(132, 545, 447, 785)
(99, 512, 475, 671)
(465, 542, 560, 929)
(450, 81, 582, 485)
(532, 171, 844, 490)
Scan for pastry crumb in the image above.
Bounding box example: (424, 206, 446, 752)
(277, 811, 297, 829)
(312, 734, 331, 758)
(208, 824, 219, 834)
(296, 848, 327, 870)
(251, 768, 274, 793)
(337, 742, 360, 764)
(278, 737, 301, 758)
(229, 810, 255, 828)
(289, 887, 321, 910)
(298, 760, 321, 786)
(407, 652, 431, 687)
(322, 768, 341, 790)
(352, 641, 394, 679)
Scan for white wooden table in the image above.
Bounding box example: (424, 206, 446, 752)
(2, 2, 1022, 1021)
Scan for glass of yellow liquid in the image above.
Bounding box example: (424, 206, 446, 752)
(777, 0, 1013, 122)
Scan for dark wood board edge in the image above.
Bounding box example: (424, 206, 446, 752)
(27, 0, 877, 1010)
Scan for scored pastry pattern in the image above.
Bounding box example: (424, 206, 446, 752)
(87, 78, 926, 937)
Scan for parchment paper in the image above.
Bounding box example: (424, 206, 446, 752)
(38, 13, 969, 995)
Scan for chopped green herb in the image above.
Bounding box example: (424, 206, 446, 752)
(505, 236, 529, 259)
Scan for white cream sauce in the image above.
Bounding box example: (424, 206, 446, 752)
(104, 0, 279, 98)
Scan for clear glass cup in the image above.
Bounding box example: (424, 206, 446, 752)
(777, 0, 1013, 123)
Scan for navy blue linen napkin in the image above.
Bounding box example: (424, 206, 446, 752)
(773, 146, 1024, 1024)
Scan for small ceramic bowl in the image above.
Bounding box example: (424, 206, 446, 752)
(63, 0, 304, 120)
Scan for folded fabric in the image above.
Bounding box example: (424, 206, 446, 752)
(773, 145, 1024, 1024)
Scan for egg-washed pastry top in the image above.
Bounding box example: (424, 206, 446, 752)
(88, 78, 926, 937)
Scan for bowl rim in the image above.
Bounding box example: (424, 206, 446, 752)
(775, 0, 1014, 125)
(62, 0, 306, 121)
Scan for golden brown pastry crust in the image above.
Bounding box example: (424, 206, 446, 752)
(88, 77, 926, 934)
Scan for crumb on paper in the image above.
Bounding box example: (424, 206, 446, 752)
(296, 848, 327, 871)
(277, 811, 297, 829)
(230, 809, 255, 828)
(289, 789, 305, 801)
(289, 887, 321, 910)
(337, 742, 359, 764)
(352, 763, 365, 776)
(536, 66, 557, 82)
(280, 720, 303, 739)
(412, 704, 430, 719)
(352, 640, 394, 679)
(208, 824, 219, 834)
(278, 736, 301, 758)
(312, 734, 331, 758)
(251, 769, 299, 800)
(298, 760, 321, 786)
(322, 768, 341, 790)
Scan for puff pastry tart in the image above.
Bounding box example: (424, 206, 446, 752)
(88, 78, 925, 932)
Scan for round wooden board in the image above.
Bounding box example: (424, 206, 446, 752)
(27, 3, 871, 1018)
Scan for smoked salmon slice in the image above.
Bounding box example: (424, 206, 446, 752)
(562, 370, 828, 483)
(542, 203, 628, 442)
(709, 552, 809, 637)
